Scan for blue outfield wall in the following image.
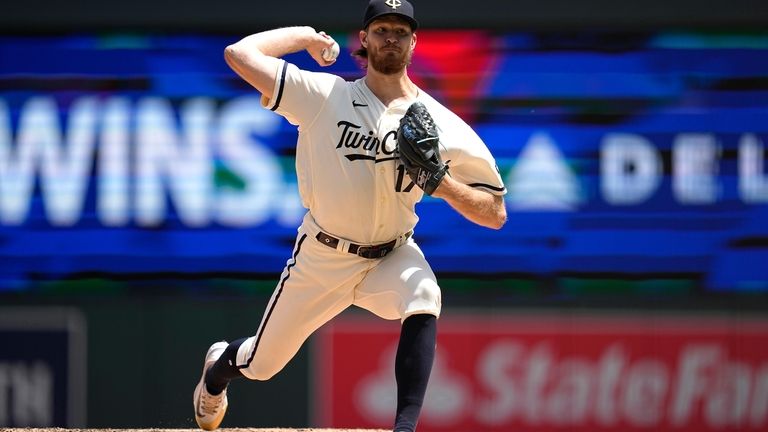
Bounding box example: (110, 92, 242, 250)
(1, 31, 767, 296)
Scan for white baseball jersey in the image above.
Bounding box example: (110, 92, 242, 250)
(261, 59, 506, 244)
(235, 59, 506, 380)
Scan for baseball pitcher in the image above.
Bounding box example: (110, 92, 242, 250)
(193, 1, 507, 431)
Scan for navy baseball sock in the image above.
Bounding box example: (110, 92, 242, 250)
(393, 314, 436, 432)
(205, 338, 247, 395)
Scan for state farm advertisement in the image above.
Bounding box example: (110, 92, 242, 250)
(314, 313, 768, 432)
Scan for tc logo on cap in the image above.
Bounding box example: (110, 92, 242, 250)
(385, 0, 402, 9)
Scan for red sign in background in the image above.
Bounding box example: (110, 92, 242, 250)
(315, 313, 768, 432)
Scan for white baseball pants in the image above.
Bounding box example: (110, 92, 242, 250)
(235, 214, 441, 381)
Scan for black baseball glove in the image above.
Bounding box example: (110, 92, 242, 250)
(396, 101, 448, 195)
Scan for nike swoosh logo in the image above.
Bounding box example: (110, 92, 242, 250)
(352, 100, 368, 107)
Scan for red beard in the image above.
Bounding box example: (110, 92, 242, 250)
(368, 45, 412, 75)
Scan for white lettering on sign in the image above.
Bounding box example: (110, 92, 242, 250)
(0, 98, 97, 225)
(356, 339, 768, 429)
(740, 133, 768, 202)
(474, 341, 768, 428)
(134, 97, 213, 227)
(601, 133, 662, 205)
(1, 96, 767, 223)
(0, 96, 301, 227)
(0, 361, 53, 427)
(673, 134, 720, 204)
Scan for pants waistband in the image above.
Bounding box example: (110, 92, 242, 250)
(315, 230, 412, 259)
(300, 213, 412, 259)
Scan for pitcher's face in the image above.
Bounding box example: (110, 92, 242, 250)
(361, 16, 416, 75)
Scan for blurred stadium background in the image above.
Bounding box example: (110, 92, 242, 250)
(1, 0, 767, 430)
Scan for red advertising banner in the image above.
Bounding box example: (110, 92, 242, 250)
(314, 313, 768, 432)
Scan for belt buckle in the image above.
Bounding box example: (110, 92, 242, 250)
(356, 245, 391, 259)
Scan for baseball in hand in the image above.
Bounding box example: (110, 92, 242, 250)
(322, 40, 340, 62)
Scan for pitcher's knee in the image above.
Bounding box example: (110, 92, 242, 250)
(403, 280, 442, 319)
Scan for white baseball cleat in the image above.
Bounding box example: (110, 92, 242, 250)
(193, 341, 230, 430)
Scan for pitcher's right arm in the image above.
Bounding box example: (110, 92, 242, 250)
(224, 27, 337, 99)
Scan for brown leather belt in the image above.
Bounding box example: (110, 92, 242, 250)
(315, 231, 413, 259)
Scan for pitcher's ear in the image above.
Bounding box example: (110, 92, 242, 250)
(359, 30, 368, 48)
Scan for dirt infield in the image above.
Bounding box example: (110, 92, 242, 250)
(2, 429, 390, 432)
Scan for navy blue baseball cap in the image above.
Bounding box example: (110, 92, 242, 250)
(362, 0, 419, 30)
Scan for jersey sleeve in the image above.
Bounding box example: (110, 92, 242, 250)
(437, 113, 507, 196)
(260, 60, 343, 128)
